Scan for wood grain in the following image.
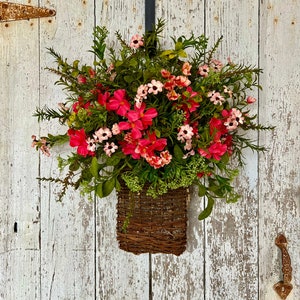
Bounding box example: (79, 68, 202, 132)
(0, 0, 299, 299)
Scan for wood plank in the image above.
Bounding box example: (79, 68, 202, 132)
(39, 0, 96, 298)
(95, 1, 150, 299)
(204, 1, 260, 299)
(151, 1, 206, 299)
(259, 1, 300, 299)
(0, 7, 41, 297)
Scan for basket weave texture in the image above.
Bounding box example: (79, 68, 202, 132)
(116, 184, 189, 256)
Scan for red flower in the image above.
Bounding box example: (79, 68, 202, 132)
(72, 96, 92, 113)
(68, 129, 94, 157)
(209, 117, 228, 141)
(118, 118, 144, 139)
(208, 142, 227, 160)
(198, 142, 227, 161)
(106, 89, 130, 116)
(119, 133, 140, 159)
(132, 103, 158, 128)
(97, 91, 110, 107)
(136, 132, 167, 158)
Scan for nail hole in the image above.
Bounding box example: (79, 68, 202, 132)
(14, 222, 18, 233)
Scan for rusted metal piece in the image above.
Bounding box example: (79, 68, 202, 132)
(0, 2, 56, 22)
(273, 234, 293, 299)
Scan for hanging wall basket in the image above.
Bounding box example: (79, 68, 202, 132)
(116, 183, 189, 256)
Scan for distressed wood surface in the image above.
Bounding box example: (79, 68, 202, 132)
(0, 0, 41, 297)
(38, 0, 96, 298)
(152, 2, 206, 299)
(259, 1, 300, 299)
(94, 2, 150, 299)
(0, 0, 299, 299)
(204, 1, 260, 299)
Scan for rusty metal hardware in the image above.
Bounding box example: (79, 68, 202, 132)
(0, 2, 56, 22)
(273, 234, 293, 300)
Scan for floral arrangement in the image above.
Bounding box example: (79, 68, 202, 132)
(32, 20, 271, 219)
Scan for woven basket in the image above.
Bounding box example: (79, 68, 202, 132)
(116, 184, 189, 256)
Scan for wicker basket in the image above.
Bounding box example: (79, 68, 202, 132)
(116, 184, 189, 256)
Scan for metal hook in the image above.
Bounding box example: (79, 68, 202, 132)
(273, 234, 293, 299)
(0, 2, 56, 22)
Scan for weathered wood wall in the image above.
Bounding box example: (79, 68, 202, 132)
(0, 0, 299, 299)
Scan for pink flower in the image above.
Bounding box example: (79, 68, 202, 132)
(231, 108, 244, 124)
(145, 155, 163, 169)
(167, 89, 179, 101)
(130, 34, 144, 49)
(86, 137, 96, 152)
(183, 150, 195, 159)
(145, 150, 172, 169)
(182, 62, 192, 76)
(174, 75, 191, 88)
(147, 80, 164, 95)
(160, 150, 172, 165)
(161, 69, 172, 79)
(208, 91, 225, 105)
(224, 108, 244, 131)
(104, 142, 118, 157)
(135, 84, 148, 107)
(223, 86, 233, 98)
(177, 124, 194, 142)
(247, 96, 256, 104)
(210, 59, 223, 72)
(198, 64, 209, 77)
(77, 74, 87, 84)
(106, 89, 130, 116)
(184, 139, 193, 151)
(112, 123, 121, 135)
(224, 119, 238, 131)
(93, 127, 112, 143)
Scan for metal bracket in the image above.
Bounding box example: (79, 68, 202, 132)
(0, 2, 56, 22)
(273, 234, 293, 299)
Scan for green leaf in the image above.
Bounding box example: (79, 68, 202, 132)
(96, 183, 103, 198)
(198, 196, 214, 220)
(90, 157, 99, 178)
(102, 178, 115, 197)
(175, 41, 183, 50)
(105, 155, 121, 166)
(160, 50, 173, 57)
(124, 75, 134, 83)
(174, 144, 184, 160)
(154, 129, 161, 138)
(198, 184, 207, 197)
(177, 49, 187, 58)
